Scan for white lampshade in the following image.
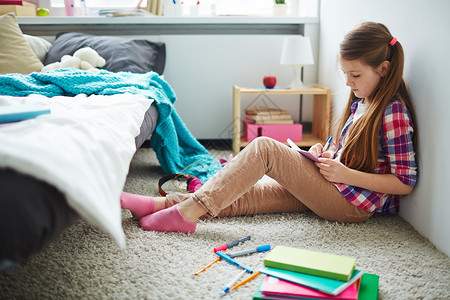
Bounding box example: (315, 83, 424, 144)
(280, 36, 314, 65)
(280, 36, 314, 89)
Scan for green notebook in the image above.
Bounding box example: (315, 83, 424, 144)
(253, 281, 269, 300)
(358, 273, 379, 300)
(263, 246, 356, 281)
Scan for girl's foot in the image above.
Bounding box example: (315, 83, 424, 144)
(139, 205, 196, 234)
(120, 192, 165, 219)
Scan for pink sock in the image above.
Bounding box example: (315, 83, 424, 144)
(139, 205, 196, 234)
(120, 192, 155, 219)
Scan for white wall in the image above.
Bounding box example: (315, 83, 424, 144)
(163, 34, 304, 140)
(161, 23, 320, 140)
(318, 0, 450, 256)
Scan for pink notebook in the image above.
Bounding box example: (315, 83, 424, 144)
(261, 275, 360, 300)
(287, 138, 320, 162)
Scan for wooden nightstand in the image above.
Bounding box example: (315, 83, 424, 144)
(232, 85, 331, 155)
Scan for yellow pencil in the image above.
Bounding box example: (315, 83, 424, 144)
(194, 257, 221, 276)
(232, 271, 261, 290)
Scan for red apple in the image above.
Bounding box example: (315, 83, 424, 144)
(263, 75, 277, 89)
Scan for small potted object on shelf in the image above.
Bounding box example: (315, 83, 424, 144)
(273, 0, 288, 16)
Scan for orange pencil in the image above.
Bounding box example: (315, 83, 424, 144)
(232, 271, 261, 289)
(194, 257, 221, 276)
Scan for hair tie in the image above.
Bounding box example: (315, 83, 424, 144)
(389, 37, 398, 46)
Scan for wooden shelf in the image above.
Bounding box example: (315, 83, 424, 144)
(239, 133, 322, 148)
(232, 85, 331, 155)
(236, 86, 330, 95)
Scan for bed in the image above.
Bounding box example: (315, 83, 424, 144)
(0, 13, 221, 272)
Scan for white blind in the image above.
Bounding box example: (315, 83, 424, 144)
(49, 0, 317, 16)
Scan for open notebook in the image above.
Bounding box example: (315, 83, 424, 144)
(287, 138, 319, 162)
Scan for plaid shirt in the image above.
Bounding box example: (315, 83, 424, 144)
(333, 98, 417, 214)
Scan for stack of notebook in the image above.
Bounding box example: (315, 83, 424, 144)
(254, 245, 379, 300)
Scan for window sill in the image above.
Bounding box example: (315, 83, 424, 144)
(17, 15, 318, 25)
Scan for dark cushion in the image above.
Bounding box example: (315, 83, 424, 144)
(0, 168, 78, 270)
(44, 32, 166, 75)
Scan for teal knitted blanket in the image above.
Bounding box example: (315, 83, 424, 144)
(0, 69, 222, 182)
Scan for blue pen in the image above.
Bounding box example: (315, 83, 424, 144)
(228, 245, 271, 258)
(319, 136, 332, 158)
(216, 251, 253, 274)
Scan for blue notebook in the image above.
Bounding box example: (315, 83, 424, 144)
(0, 105, 51, 123)
(259, 267, 363, 296)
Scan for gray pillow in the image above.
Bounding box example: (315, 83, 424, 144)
(44, 32, 165, 74)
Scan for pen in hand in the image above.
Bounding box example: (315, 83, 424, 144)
(319, 136, 332, 158)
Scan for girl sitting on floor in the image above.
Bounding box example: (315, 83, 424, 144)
(121, 21, 418, 233)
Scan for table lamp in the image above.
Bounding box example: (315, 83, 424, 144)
(280, 36, 314, 89)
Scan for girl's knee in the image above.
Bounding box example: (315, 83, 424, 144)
(250, 136, 281, 152)
(252, 136, 272, 144)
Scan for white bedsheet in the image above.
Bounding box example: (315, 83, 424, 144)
(0, 93, 153, 249)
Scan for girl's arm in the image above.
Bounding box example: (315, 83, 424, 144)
(317, 101, 417, 196)
(316, 158, 413, 195)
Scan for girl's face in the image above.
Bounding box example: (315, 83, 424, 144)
(340, 59, 387, 103)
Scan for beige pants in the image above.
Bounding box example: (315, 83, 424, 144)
(167, 137, 372, 223)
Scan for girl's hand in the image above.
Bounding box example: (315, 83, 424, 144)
(315, 157, 351, 184)
(309, 143, 335, 159)
(308, 143, 323, 158)
(319, 150, 334, 159)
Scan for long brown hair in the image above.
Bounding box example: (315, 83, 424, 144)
(336, 22, 417, 172)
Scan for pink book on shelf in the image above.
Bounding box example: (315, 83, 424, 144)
(261, 275, 360, 300)
(0, 0, 37, 5)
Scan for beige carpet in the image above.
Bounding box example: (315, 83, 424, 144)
(0, 147, 449, 299)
